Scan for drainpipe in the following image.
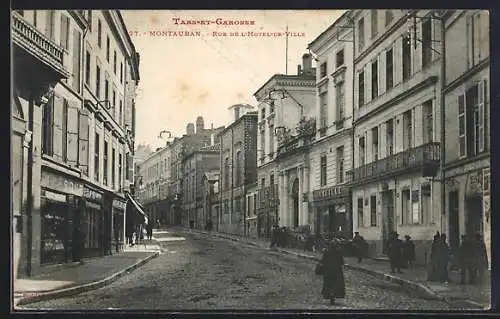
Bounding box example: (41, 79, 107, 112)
(439, 15, 446, 235)
(26, 97, 34, 276)
(349, 12, 356, 240)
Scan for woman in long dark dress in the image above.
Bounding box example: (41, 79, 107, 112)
(321, 240, 346, 305)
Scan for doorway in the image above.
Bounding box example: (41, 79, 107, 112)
(466, 196, 483, 239)
(448, 191, 460, 252)
(381, 190, 395, 254)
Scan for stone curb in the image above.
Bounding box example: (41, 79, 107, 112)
(15, 252, 160, 307)
(183, 228, 486, 309)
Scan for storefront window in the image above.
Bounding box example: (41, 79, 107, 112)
(41, 200, 69, 264)
(84, 206, 101, 250)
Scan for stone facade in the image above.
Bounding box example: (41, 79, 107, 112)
(442, 10, 490, 267)
(12, 10, 139, 277)
(218, 111, 258, 236)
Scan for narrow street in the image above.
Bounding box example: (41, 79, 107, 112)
(23, 230, 474, 310)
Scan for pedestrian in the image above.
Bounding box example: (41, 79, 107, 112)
(387, 231, 404, 274)
(156, 219, 161, 230)
(146, 221, 153, 241)
(439, 233, 451, 283)
(457, 234, 474, 284)
(352, 232, 368, 263)
(320, 239, 346, 305)
(472, 233, 488, 284)
(402, 235, 416, 269)
(427, 232, 441, 281)
(270, 225, 279, 248)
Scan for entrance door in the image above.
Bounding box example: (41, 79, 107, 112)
(448, 191, 460, 252)
(382, 190, 395, 254)
(466, 196, 483, 238)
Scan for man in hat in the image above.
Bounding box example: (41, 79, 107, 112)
(352, 232, 368, 263)
(387, 231, 404, 274)
(402, 235, 416, 269)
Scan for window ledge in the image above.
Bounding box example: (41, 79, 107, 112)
(41, 155, 82, 177)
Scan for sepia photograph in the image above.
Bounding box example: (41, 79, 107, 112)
(11, 8, 492, 311)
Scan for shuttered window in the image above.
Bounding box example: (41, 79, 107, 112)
(60, 14, 70, 50)
(45, 10, 55, 40)
(52, 95, 65, 161)
(78, 110, 90, 175)
(42, 96, 54, 155)
(72, 29, 81, 92)
(66, 102, 79, 165)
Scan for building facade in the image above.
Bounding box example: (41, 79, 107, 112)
(443, 10, 490, 266)
(348, 10, 443, 261)
(219, 109, 258, 236)
(182, 145, 221, 229)
(202, 170, 220, 231)
(254, 56, 316, 237)
(136, 144, 172, 225)
(308, 13, 355, 238)
(245, 183, 258, 238)
(12, 10, 139, 278)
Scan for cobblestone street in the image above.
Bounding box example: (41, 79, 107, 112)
(22, 230, 477, 310)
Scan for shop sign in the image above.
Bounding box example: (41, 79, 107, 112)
(83, 187, 103, 203)
(44, 190, 67, 203)
(113, 199, 126, 210)
(41, 170, 83, 196)
(313, 185, 348, 202)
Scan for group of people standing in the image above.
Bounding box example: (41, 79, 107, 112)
(386, 232, 417, 274)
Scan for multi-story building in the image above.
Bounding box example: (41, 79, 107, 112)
(347, 10, 443, 261)
(12, 10, 140, 278)
(136, 144, 172, 225)
(201, 170, 220, 231)
(182, 144, 221, 229)
(254, 55, 316, 237)
(443, 10, 490, 265)
(308, 13, 355, 238)
(218, 107, 258, 235)
(167, 117, 225, 226)
(245, 183, 258, 238)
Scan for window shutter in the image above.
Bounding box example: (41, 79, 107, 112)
(466, 15, 473, 68)
(52, 95, 64, 161)
(45, 10, 55, 40)
(78, 109, 90, 175)
(458, 94, 466, 157)
(379, 52, 386, 95)
(478, 80, 485, 152)
(127, 154, 134, 182)
(432, 18, 441, 62)
(413, 20, 422, 73)
(393, 38, 402, 85)
(60, 14, 68, 49)
(72, 29, 81, 92)
(66, 101, 79, 165)
(480, 11, 490, 60)
(483, 79, 489, 151)
(365, 63, 371, 103)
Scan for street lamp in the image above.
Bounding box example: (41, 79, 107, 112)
(158, 130, 172, 140)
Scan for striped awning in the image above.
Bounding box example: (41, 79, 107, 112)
(126, 193, 147, 217)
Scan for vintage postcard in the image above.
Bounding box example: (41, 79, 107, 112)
(11, 9, 491, 311)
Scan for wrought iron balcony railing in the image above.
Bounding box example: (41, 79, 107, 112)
(346, 142, 440, 185)
(12, 11, 69, 78)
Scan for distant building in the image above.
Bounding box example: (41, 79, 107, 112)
(202, 170, 221, 231)
(218, 109, 258, 235)
(182, 144, 221, 228)
(254, 55, 316, 238)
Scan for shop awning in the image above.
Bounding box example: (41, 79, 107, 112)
(126, 193, 147, 217)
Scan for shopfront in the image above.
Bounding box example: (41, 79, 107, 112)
(312, 185, 352, 239)
(112, 197, 126, 252)
(40, 169, 84, 264)
(82, 186, 104, 257)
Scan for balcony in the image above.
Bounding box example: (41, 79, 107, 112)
(346, 142, 440, 186)
(12, 12, 69, 78)
(276, 117, 316, 158)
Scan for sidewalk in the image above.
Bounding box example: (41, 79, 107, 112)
(13, 250, 160, 307)
(177, 227, 491, 309)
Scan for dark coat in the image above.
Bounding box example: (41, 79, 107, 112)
(472, 239, 488, 270)
(387, 238, 404, 262)
(457, 239, 474, 269)
(353, 235, 368, 256)
(321, 245, 346, 299)
(403, 240, 416, 261)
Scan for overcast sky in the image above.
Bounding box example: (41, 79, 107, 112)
(121, 10, 345, 149)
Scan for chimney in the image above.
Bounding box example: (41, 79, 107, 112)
(302, 53, 312, 75)
(234, 105, 241, 122)
(186, 123, 195, 135)
(196, 116, 205, 133)
(297, 64, 302, 75)
(210, 123, 215, 145)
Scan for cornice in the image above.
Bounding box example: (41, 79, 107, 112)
(255, 75, 316, 100)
